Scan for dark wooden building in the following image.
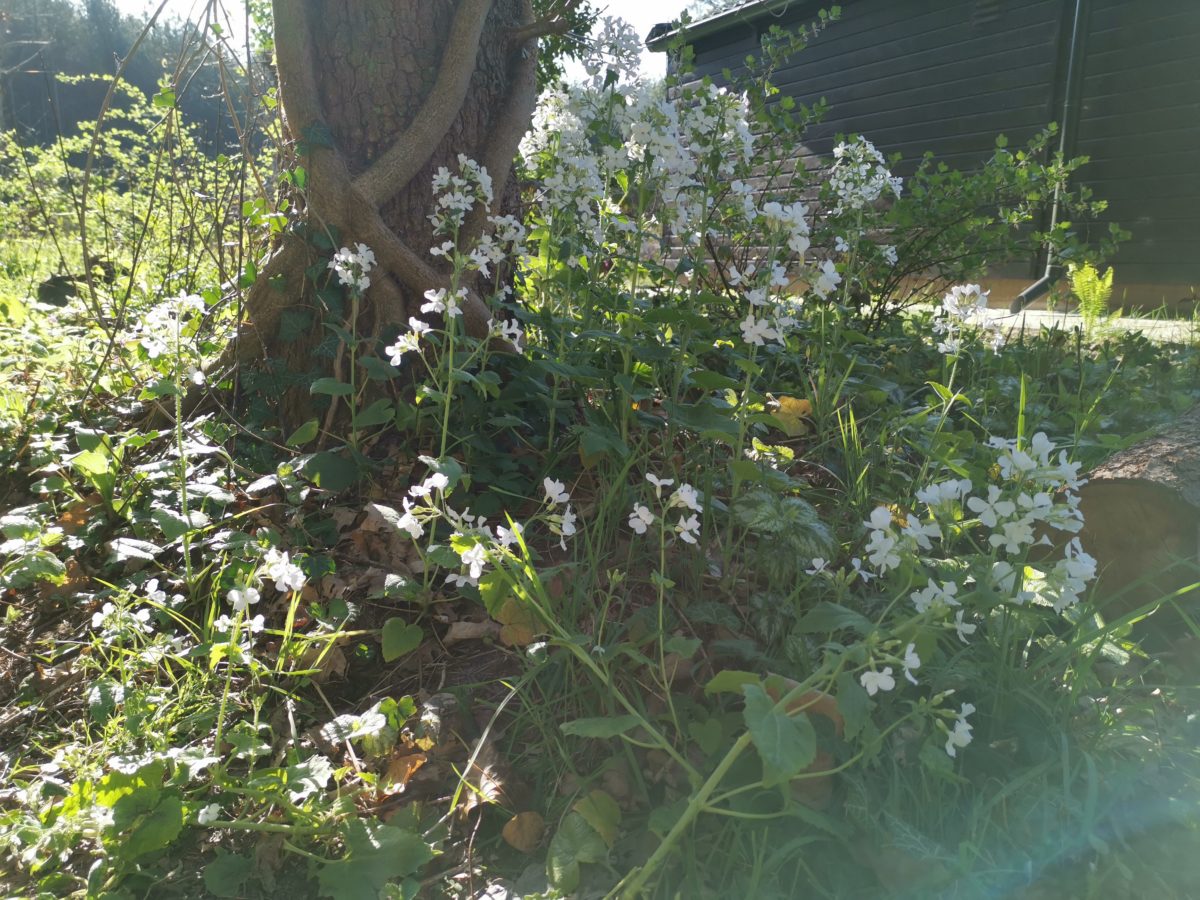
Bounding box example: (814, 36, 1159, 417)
(648, 0, 1200, 310)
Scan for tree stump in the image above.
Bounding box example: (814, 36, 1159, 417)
(1078, 405, 1200, 624)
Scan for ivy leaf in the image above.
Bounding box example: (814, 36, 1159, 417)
(316, 819, 433, 900)
(381, 619, 423, 662)
(742, 683, 816, 783)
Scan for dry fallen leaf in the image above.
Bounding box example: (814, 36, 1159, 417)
(382, 752, 428, 792)
(495, 597, 539, 647)
(772, 395, 813, 437)
(443, 619, 500, 646)
(501, 811, 545, 853)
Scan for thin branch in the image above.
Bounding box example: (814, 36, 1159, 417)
(352, 0, 494, 208)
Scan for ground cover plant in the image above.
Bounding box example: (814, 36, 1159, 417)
(1, 4, 1199, 899)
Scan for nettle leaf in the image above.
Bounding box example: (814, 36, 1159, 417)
(381, 618, 423, 662)
(742, 683, 816, 783)
(546, 811, 608, 893)
(316, 819, 433, 900)
(560, 715, 641, 739)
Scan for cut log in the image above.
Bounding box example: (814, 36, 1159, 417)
(1077, 405, 1200, 623)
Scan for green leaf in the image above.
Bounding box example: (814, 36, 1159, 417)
(107, 537, 161, 563)
(125, 794, 184, 859)
(573, 790, 622, 847)
(381, 619, 423, 662)
(203, 852, 254, 898)
(286, 419, 320, 448)
(310, 377, 354, 396)
(704, 669, 761, 695)
(559, 715, 641, 739)
(352, 398, 395, 429)
(835, 671, 871, 742)
(316, 819, 433, 900)
(152, 87, 176, 108)
(796, 602, 873, 636)
(546, 812, 608, 892)
(301, 451, 359, 492)
(742, 683, 816, 783)
(151, 507, 208, 542)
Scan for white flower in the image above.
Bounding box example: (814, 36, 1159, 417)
(628, 503, 654, 535)
(262, 548, 305, 593)
(495, 522, 524, 549)
(92, 602, 115, 629)
(674, 513, 701, 545)
(902, 643, 921, 685)
(227, 585, 261, 613)
(902, 514, 941, 550)
(910, 579, 960, 613)
(408, 317, 432, 337)
(385, 331, 421, 365)
(967, 485, 1016, 529)
(410, 472, 449, 499)
(806, 558, 828, 575)
(396, 499, 424, 539)
(645, 473, 674, 498)
(459, 543, 488, 580)
(669, 483, 702, 512)
(197, 803, 221, 825)
(945, 703, 975, 757)
(739, 313, 780, 347)
(420, 288, 447, 314)
(446, 572, 478, 589)
(860, 667, 895, 696)
(954, 610, 977, 643)
(850, 557, 875, 582)
(543, 477, 570, 506)
(246, 614, 266, 634)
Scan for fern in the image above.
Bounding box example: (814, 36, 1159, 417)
(1069, 262, 1115, 332)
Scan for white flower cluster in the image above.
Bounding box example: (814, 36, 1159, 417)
(429, 154, 493, 233)
(387, 470, 578, 594)
(128, 291, 206, 361)
(523, 52, 756, 255)
(829, 136, 903, 213)
(91, 601, 153, 638)
(934, 283, 1003, 355)
(219, 545, 307, 627)
(327, 242, 376, 293)
(579, 16, 644, 87)
(627, 473, 703, 545)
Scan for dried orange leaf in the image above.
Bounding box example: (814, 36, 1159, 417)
(772, 396, 813, 437)
(495, 597, 539, 647)
(502, 811, 545, 853)
(383, 753, 427, 791)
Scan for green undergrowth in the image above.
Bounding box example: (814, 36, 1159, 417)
(2, 13, 1200, 900)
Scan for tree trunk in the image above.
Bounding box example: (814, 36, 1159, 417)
(1077, 405, 1200, 624)
(228, 0, 549, 425)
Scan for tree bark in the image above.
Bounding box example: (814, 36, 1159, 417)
(226, 0, 544, 426)
(1077, 405, 1200, 623)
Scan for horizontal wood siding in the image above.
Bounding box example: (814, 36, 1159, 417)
(677, 0, 1200, 287)
(1073, 0, 1200, 284)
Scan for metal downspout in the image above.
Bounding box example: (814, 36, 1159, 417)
(1009, 0, 1091, 313)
